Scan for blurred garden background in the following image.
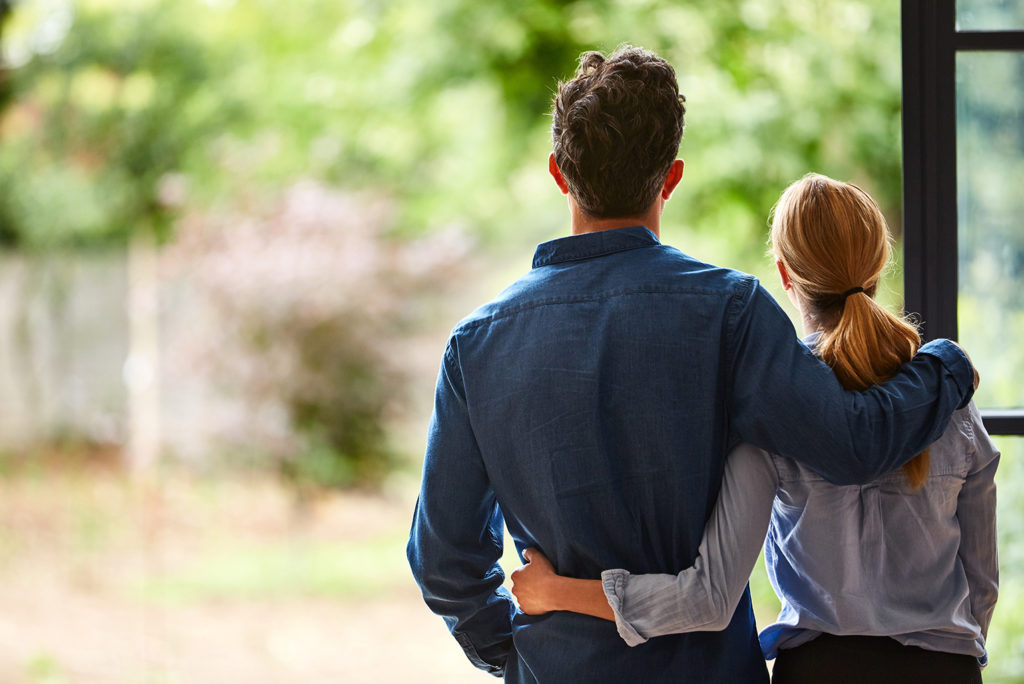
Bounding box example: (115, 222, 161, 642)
(0, 0, 1022, 682)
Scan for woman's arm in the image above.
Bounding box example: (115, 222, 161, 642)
(955, 402, 1000, 651)
(511, 443, 778, 645)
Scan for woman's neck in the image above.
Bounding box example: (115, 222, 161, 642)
(801, 312, 827, 337)
(793, 295, 829, 337)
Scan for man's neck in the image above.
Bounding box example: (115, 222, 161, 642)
(569, 199, 662, 239)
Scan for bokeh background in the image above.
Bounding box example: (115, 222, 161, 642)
(0, 0, 1022, 682)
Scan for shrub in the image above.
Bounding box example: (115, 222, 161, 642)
(163, 181, 469, 490)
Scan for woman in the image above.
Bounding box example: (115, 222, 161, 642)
(510, 173, 999, 683)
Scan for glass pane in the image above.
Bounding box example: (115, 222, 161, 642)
(987, 437, 1024, 679)
(957, 0, 1024, 30)
(956, 52, 1024, 410)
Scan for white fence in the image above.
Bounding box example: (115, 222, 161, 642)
(0, 249, 271, 464)
(0, 252, 129, 450)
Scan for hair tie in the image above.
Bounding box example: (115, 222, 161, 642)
(841, 286, 865, 302)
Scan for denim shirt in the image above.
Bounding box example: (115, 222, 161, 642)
(602, 337, 998, 667)
(407, 226, 974, 683)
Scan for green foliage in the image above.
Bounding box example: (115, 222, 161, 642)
(1, 0, 905, 259)
(0, 1, 13, 118)
(1, 0, 244, 246)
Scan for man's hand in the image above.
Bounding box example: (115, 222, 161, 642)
(951, 341, 980, 391)
(510, 548, 560, 615)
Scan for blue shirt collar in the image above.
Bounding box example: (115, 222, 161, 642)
(532, 225, 660, 268)
(803, 330, 823, 350)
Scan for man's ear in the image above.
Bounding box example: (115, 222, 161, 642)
(776, 259, 793, 291)
(549, 153, 570, 195)
(661, 159, 685, 200)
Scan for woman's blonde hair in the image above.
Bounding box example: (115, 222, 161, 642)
(770, 173, 929, 489)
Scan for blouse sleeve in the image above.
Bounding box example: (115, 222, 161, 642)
(956, 401, 1000, 660)
(602, 443, 779, 646)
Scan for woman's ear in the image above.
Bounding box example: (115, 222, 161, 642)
(776, 260, 792, 291)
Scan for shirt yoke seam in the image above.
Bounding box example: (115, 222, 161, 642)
(452, 284, 748, 334)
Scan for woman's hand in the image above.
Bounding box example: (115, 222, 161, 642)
(511, 548, 617, 621)
(510, 547, 561, 614)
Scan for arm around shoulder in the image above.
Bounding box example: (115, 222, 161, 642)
(728, 281, 975, 485)
(916, 340, 977, 408)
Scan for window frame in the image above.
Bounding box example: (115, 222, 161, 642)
(901, 0, 1024, 435)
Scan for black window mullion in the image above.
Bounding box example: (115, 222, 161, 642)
(901, 0, 959, 343)
(982, 411, 1024, 435)
(954, 31, 1024, 50)
(902, 0, 1023, 435)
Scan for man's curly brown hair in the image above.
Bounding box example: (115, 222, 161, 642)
(551, 46, 686, 219)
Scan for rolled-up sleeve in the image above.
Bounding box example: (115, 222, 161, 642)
(728, 279, 975, 485)
(407, 341, 515, 676)
(602, 444, 778, 645)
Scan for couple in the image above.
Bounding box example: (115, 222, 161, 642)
(407, 46, 995, 683)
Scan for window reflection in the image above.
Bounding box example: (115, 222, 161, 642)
(956, 0, 1024, 31)
(987, 436, 1024, 678)
(956, 51, 1024, 409)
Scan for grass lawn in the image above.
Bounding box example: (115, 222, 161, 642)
(0, 449, 1021, 683)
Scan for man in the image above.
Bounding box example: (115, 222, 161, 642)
(408, 46, 975, 683)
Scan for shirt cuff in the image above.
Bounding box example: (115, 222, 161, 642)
(917, 339, 976, 409)
(976, 639, 988, 669)
(601, 569, 649, 647)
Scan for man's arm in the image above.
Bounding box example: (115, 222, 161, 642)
(956, 401, 1000, 661)
(728, 280, 975, 485)
(407, 342, 515, 677)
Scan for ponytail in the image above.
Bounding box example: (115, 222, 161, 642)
(817, 291, 930, 488)
(771, 174, 930, 489)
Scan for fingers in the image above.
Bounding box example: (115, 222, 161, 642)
(509, 549, 554, 616)
(952, 341, 980, 391)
